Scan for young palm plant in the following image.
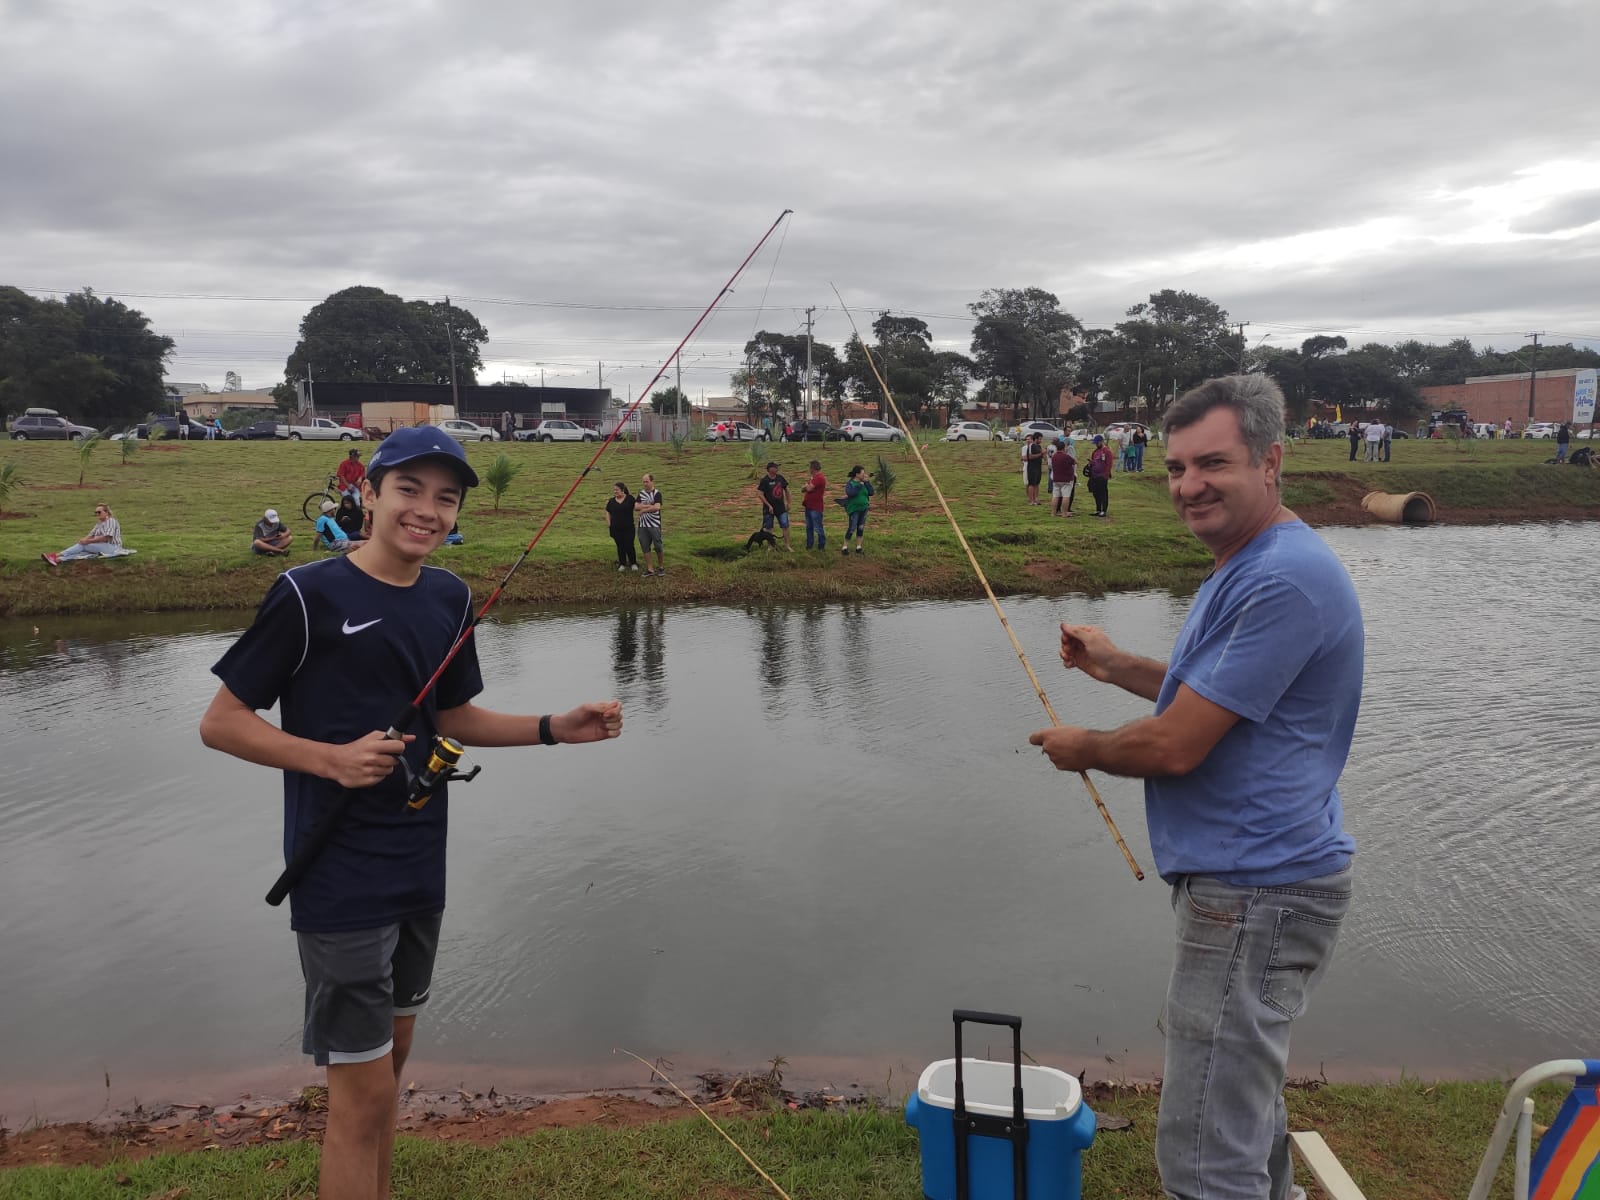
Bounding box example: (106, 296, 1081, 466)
(76, 434, 101, 487)
(872, 454, 897, 509)
(120, 436, 138, 466)
(481, 453, 524, 511)
(0, 461, 20, 515)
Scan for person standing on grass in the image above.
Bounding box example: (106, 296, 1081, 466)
(1557, 423, 1571, 463)
(801, 458, 827, 550)
(1130, 426, 1148, 472)
(1022, 432, 1045, 505)
(841, 463, 873, 554)
(1382, 420, 1393, 463)
(1348, 422, 1360, 461)
(1087, 435, 1113, 517)
(201, 427, 622, 1200)
(1049, 437, 1077, 517)
(1364, 419, 1383, 462)
(605, 481, 638, 571)
(1030, 375, 1359, 1200)
(252, 508, 294, 556)
(41, 502, 125, 565)
(635, 472, 664, 577)
(756, 461, 792, 551)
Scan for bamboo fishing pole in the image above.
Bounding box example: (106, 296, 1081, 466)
(830, 286, 1144, 881)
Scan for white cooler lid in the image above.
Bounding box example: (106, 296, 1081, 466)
(916, 1057, 1081, 1121)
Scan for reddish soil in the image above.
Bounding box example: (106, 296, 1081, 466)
(0, 1072, 866, 1169)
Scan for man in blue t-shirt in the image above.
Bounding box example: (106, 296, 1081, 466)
(200, 426, 624, 1200)
(1029, 375, 1361, 1200)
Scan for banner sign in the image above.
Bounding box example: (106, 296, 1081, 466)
(1575, 369, 1597, 425)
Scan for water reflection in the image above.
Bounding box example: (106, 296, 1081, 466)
(2, 526, 1597, 1120)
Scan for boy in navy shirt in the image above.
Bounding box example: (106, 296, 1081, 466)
(201, 426, 623, 1200)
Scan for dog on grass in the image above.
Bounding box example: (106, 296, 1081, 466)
(744, 529, 779, 552)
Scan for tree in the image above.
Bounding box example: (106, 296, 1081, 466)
(967, 288, 1082, 422)
(1082, 290, 1243, 419)
(284, 287, 488, 390)
(0, 287, 173, 424)
(649, 385, 688, 414)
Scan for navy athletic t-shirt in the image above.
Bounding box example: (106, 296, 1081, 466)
(212, 557, 483, 932)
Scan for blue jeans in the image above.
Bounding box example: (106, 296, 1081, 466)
(804, 508, 825, 548)
(1157, 866, 1352, 1200)
(845, 510, 867, 540)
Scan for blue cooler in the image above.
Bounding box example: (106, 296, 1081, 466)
(905, 1010, 1095, 1200)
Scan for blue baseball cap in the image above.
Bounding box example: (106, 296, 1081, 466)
(1092, 435, 1104, 444)
(368, 426, 479, 488)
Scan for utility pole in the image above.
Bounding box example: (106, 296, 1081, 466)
(675, 354, 683, 427)
(804, 306, 816, 419)
(1235, 322, 1250, 372)
(1526, 332, 1542, 420)
(445, 296, 460, 414)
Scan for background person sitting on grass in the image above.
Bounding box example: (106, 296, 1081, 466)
(252, 508, 293, 556)
(335, 494, 368, 544)
(315, 499, 352, 553)
(41, 503, 131, 565)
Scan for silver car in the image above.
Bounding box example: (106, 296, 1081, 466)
(437, 418, 500, 442)
(516, 419, 597, 442)
(839, 418, 903, 442)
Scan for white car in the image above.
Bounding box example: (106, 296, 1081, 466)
(943, 421, 1002, 442)
(1008, 419, 1063, 441)
(1522, 422, 1559, 439)
(517, 419, 597, 442)
(438, 418, 500, 442)
(1102, 421, 1159, 444)
(705, 420, 770, 441)
(839, 418, 903, 442)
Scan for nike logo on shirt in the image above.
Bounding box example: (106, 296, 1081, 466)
(342, 618, 383, 634)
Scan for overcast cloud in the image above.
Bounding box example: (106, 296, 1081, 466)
(4, 0, 1598, 400)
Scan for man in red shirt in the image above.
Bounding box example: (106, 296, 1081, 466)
(336, 448, 367, 501)
(800, 458, 827, 550)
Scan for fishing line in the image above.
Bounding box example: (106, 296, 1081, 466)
(263, 209, 796, 905)
(615, 1048, 794, 1200)
(830, 284, 1144, 882)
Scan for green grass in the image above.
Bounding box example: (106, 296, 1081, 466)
(0, 435, 1593, 617)
(0, 1080, 1572, 1198)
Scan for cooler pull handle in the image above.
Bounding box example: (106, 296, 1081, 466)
(951, 1009, 1027, 1200)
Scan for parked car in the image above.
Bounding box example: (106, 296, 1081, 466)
(286, 416, 358, 441)
(1102, 421, 1159, 444)
(9, 410, 99, 441)
(1008, 419, 1063, 441)
(838, 418, 902, 442)
(516, 419, 598, 442)
(1523, 422, 1559, 439)
(784, 419, 840, 442)
(226, 419, 288, 441)
(437, 418, 500, 442)
(706, 420, 770, 442)
(133, 414, 204, 439)
(943, 421, 1002, 442)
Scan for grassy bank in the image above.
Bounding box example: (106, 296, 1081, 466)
(0, 1077, 1568, 1198)
(0, 434, 1594, 617)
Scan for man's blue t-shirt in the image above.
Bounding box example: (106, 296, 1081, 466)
(212, 557, 483, 932)
(1146, 520, 1361, 886)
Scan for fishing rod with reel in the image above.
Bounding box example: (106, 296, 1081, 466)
(264, 208, 795, 907)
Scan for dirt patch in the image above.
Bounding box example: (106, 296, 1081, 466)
(1023, 559, 1088, 587)
(0, 511, 35, 520)
(27, 484, 95, 491)
(0, 1071, 873, 1169)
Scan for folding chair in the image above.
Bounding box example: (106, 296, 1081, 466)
(1290, 1059, 1599, 1200)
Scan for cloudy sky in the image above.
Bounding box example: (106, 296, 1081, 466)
(6, 0, 1598, 403)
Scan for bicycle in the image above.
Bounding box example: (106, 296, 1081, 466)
(302, 475, 342, 522)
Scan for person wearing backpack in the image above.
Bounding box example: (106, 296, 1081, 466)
(1087, 435, 1114, 517)
(841, 464, 874, 555)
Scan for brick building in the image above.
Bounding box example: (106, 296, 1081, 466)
(1421, 369, 1591, 428)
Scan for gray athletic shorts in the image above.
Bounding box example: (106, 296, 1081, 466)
(296, 913, 442, 1066)
(637, 525, 662, 553)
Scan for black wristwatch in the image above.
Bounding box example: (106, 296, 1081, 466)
(538, 714, 557, 746)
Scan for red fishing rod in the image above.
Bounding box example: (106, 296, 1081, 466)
(266, 208, 795, 905)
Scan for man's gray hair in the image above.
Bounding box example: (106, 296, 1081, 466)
(1163, 374, 1285, 464)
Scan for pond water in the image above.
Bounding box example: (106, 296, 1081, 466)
(2, 523, 1596, 1118)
